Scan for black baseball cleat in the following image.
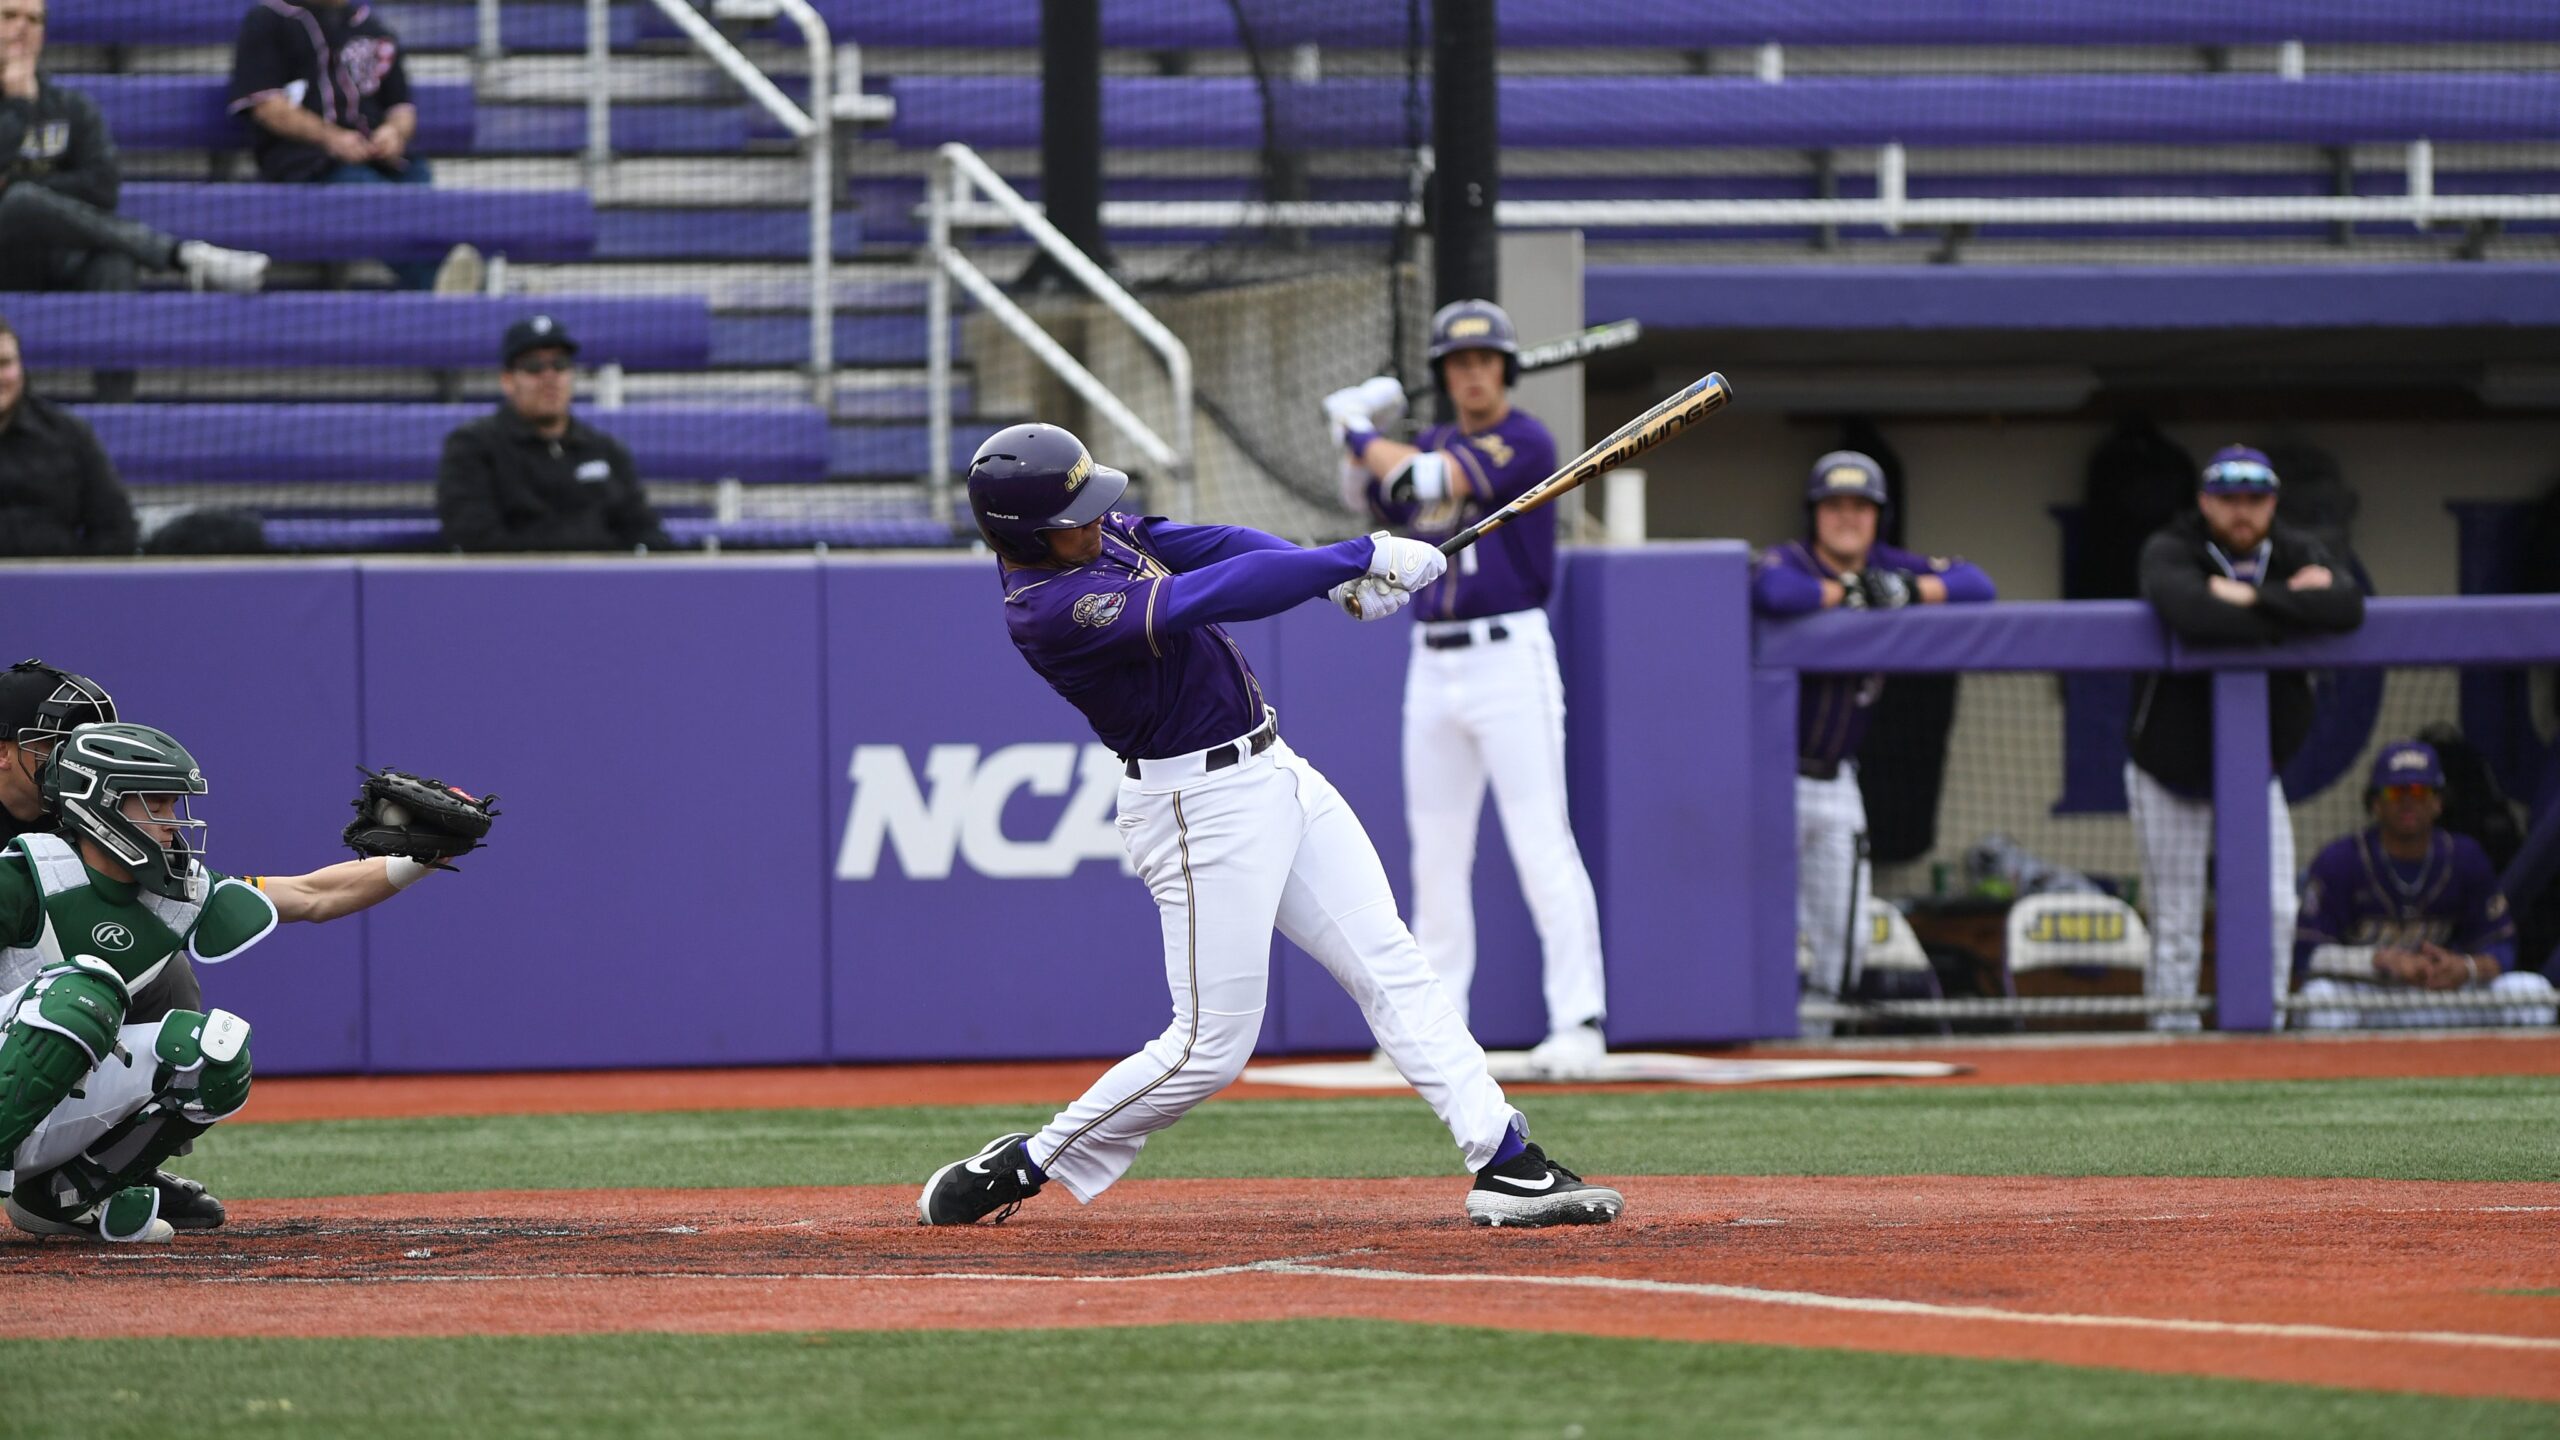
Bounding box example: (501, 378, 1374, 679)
(918, 1132, 1046, 1226)
(1465, 1142, 1623, 1228)
(151, 1171, 226, 1230)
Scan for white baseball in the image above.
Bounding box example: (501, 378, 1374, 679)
(378, 802, 412, 827)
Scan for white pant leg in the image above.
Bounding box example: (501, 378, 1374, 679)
(1459, 616, 1608, 1034)
(2492, 971, 2558, 1026)
(1796, 768, 1867, 1036)
(14, 1018, 174, 1177)
(1271, 742, 1520, 1171)
(1403, 642, 1490, 1029)
(2301, 972, 2558, 1030)
(1029, 762, 1296, 1203)
(2267, 777, 2298, 1027)
(2127, 762, 2210, 1031)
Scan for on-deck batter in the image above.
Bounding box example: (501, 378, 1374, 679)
(916, 423, 1622, 1230)
(1326, 298, 1611, 1077)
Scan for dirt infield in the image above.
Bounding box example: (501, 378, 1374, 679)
(11, 1176, 2556, 1403)
(235, 1032, 2560, 1123)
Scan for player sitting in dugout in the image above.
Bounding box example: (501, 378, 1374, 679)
(2293, 740, 2558, 1029)
(1751, 451, 1995, 1034)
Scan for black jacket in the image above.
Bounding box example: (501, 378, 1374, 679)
(2128, 509, 2366, 797)
(436, 407, 672, 553)
(226, 0, 414, 182)
(0, 75, 119, 211)
(0, 396, 139, 556)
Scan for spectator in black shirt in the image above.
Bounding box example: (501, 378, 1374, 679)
(0, 315, 137, 556)
(438, 315, 673, 553)
(0, 0, 268, 295)
(227, 0, 475, 291)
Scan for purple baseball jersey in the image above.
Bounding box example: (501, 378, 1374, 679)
(2293, 827, 2519, 979)
(1751, 539, 1996, 766)
(1366, 409, 1559, 621)
(999, 512, 1372, 759)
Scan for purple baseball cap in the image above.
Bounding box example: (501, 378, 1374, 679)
(2369, 740, 2444, 792)
(2200, 444, 2279, 495)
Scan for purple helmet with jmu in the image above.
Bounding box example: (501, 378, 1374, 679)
(1427, 299, 1521, 389)
(965, 424, 1131, 563)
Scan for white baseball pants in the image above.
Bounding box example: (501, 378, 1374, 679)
(0, 981, 178, 1179)
(1028, 729, 1520, 1203)
(1402, 608, 1608, 1037)
(1795, 764, 1869, 1039)
(2296, 972, 2558, 1029)
(2125, 762, 2296, 1032)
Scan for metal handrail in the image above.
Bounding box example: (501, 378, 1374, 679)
(587, 0, 835, 406)
(927, 142, 1194, 526)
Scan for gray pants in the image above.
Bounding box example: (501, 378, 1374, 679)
(0, 182, 176, 292)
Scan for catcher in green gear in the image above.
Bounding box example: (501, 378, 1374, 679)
(0, 723, 496, 1242)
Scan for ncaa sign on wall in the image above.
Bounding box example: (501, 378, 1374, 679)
(836, 743, 1133, 880)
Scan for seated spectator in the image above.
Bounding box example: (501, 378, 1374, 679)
(227, 0, 476, 292)
(0, 0, 267, 294)
(1751, 450, 1996, 1034)
(2294, 740, 2559, 1029)
(437, 315, 671, 553)
(0, 315, 137, 555)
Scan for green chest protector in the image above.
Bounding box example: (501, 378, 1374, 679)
(0, 835, 201, 999)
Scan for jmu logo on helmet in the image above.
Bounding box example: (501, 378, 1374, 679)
(1448, 317, 1493, 339)
(90, 922, 136, 952)
(1825, 467, 1869, 489)
(1064, 452, 1093, 494)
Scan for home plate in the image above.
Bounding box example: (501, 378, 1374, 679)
(1242, 1052, 1967, 1089)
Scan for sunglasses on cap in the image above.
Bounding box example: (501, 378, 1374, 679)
(2202, 458, 2277, 490)
(2379, 783, 2438, 802)
(509, 355, 575, 374)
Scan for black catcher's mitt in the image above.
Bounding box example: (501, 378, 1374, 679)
(344, 766, 499, 869)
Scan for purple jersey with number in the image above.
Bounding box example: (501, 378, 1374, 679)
(1000, 512, 1371, 759)
(1751, 539, 1996, 767)
(1365, 409, 1559, 621)
(2293, 827, 2518, 980)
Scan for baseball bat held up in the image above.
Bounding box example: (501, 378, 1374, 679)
(1437, 371, 1733, 558)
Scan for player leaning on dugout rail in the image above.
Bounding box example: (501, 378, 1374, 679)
(1751, 452, 1997, 1035)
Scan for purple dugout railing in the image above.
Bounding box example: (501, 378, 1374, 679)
(5, 550, 2552, 1072)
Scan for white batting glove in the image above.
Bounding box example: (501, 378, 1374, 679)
(1367, 531, 1447, 591)
(1355, 374, 1408, 426)
(1323, 384, 1379, 455)
(1329, 576, 1411, 621)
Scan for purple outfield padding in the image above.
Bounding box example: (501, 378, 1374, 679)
(0, 564, 369, 1074)
(56, 76, 475, 153)
(1591, 266, 2560, 334)
(119, 184, 595, 264)
(360, 562, 830, 1071)
(5, 295, 711, 371)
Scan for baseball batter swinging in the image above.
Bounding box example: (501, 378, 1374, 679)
(1324, 299, 1611, 1076)
(917, 423, 1622, 1229)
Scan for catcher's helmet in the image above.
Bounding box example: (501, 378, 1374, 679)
(43, 722, 210, 902)
(1806, 450, 1891, 511)
(966, 424, 1129, 564)
(1427, 299, 1521, 389)
(0, 659, 117, 751)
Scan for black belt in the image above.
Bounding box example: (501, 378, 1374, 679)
(1125, 718, 1276, 779)
(1423, 623, 1510, 651)
(1798, 757, 1842, 781)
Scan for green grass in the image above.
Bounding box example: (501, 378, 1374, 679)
(3, 1323, 2550, 1440)
(183, 1075, 2560, 1199)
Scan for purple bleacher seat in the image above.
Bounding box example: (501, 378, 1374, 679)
(118, 183, 594, 261)
(666, 0, 2557, 49)
(595, 210, 864, 261)
(827, 423, 1003, 480)
(49, 0, 629, 52)
(257, 515, 446, 552)
(4, 295, 711, 370)
(79, 403, 828, 484)
(475, 105, 754, 156)
(664, 517, 953, 549)
(57, 75, 474, 153)
(883, 73, 2560, 151)
(708, 314, 952, 368)
(1584, 264, 2560, 332)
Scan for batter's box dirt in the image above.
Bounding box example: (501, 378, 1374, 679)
(7, 1177, 2555, 1403)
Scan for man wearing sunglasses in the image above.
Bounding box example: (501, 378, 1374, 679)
(2125, 444, 2365, 1030)
(435, 315, 671, 553)
(2294, 741, 2556, 1028)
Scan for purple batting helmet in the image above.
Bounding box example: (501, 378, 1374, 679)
(2201, 444, 2280, 495)
(966, 423, 1129, 563)
(2368, 740, 2445, 793)
(1427, 298, 1521, 388)
(1806, 450, 1890, 511)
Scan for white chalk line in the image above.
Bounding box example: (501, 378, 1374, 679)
(179, 1251, 2560, 1354)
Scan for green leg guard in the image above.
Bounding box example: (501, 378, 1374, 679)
(0, 965, 127, 1192)
(18, 1008, 252, 1214)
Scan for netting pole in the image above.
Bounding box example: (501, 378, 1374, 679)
(1027, 0, 1109, 290)
(1430, 0, 1498, 311)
